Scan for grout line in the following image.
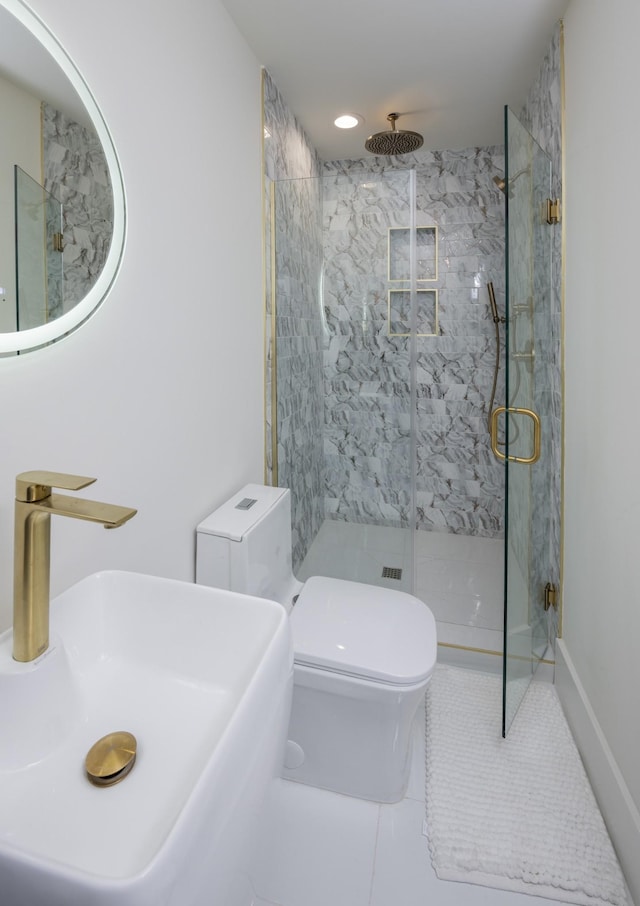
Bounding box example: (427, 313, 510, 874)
(367, 804, 383, 906)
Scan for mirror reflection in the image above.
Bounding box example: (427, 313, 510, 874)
(0, 0, 123, 352)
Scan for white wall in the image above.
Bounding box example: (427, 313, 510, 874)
(0, 74, 41, 332)
(563, 0, 640, 896)
(0, 0, 264, 630)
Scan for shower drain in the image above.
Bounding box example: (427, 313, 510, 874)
(382, 566, 403, 580)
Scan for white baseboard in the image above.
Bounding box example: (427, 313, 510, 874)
(555, 639, 640, 906)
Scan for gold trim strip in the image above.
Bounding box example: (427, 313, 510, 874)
(261, 68, 279, 487)
(438, 641, 501, 657)
(270, 178, 278, 486)
(558, 19, 566, 640)
(261, 68, 268, 485)
(437, 641, 555, 666)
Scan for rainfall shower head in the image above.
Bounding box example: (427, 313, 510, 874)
(365, 113, 424, 156)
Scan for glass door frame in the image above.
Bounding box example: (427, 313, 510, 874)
(500, 106, 553, 736)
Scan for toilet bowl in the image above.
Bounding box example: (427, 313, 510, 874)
(196, 484, 437, 803)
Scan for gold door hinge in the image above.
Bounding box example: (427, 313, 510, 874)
(52, 232, 64, 252)
(546, 199, 561, 225)
(544, 582, 557, 611)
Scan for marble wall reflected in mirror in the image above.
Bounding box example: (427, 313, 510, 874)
(0, 0, 125, 354)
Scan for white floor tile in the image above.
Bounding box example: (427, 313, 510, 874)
(370, 798, 434, 906)
(416, 556, 502, 600)
(435, 623, 503, 653)
(250, 779, 379, 906)
(415, 531, 503, 564)
(404, 705, 426, 803)
(299, 520, 504, 632)
(249, 676, 598, 906)
(417, 584, 501, 629)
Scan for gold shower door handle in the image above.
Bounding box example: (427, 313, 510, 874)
(490, 406, 541, 464)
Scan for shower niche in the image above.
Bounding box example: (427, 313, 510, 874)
(388, 226, 437, 281)
(387, 226, 438, 336)
(388, 289, 438, 337)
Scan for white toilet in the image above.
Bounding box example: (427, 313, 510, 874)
(196, 483, 437, 803)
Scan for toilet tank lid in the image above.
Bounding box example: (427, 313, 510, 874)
(196, 484, 289, 542)
(291, 576, 437, 685)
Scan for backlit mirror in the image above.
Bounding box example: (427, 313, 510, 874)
(0, 0, 125, 354)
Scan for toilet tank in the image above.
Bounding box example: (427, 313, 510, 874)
(196, 484, 298, 606)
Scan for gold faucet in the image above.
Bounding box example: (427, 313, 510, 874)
(13, 471, 137, 663)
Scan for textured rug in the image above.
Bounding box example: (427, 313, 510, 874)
(425, 665, 630, 906)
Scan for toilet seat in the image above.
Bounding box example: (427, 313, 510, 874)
(290, 576, 437, 686)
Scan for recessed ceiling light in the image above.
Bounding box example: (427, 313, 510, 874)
(334, 114, 362, 129)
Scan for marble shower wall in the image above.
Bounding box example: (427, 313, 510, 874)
(42, 104, 112, 319)
(321, 168, 414, 527)
(323, 149, 507, 537)
(262, 70, 325, 571)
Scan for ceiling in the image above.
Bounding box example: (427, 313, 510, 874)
(221, 0, 569, 161)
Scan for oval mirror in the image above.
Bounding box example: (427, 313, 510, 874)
(0, 0, 125, 354)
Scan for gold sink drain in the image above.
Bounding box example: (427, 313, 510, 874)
(85, 731, 137, 787)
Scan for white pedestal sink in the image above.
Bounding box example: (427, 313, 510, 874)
(0, 571, 293, 906)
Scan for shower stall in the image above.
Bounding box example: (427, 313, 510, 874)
(14, 165, 64, 330)
(266, 111, 559, 734)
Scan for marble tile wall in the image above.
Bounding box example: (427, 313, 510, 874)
(262, 70, 325, 571)
(321, 167, 414, 527)
(42, 104, 112, 319)
(323, 149, 507, 537)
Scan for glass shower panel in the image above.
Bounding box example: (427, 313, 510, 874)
(14, 166, 63, 330)
(271, 175, 325, 575)
(272, 170, 417, 592)
(502, 108, 553, 735)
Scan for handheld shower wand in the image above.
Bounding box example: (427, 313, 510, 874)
(486, 283, 524, 449)
(487, 281, 502, 324)
(486, 282, 504, 435)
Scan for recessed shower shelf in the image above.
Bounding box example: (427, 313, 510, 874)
(388, 288, 438, 336)
(388, 226, 437, 282)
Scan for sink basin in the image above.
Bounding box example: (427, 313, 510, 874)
(0, 570, 292, 906)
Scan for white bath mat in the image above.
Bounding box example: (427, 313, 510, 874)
(425, 665, 630, 906)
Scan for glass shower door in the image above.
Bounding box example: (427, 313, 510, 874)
(498, 107, 553, 736)
(14, 165, 63, 330)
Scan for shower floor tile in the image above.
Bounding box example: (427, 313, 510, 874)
(297, 520, 504, 652)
